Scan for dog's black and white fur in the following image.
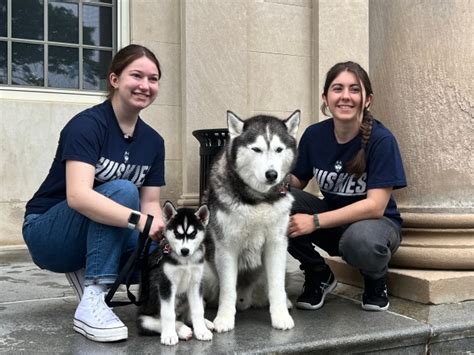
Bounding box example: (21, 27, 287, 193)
(203, 111, 300, 333)
(137, 201, 213, 346)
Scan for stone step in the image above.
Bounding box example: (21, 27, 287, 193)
(1, 248, 473, 354)
(325, 256, 474, 305)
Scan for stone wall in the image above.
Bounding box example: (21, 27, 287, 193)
(0, 0, 319, 246)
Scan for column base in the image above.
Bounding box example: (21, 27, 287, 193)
(177, 193, 200, 208)
(325, 256, 474, 305)
(391, 212, 474, 270)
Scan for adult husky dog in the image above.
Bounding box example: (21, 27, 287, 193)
(137, 201, 213, 346)
(204, 110, 300, 333)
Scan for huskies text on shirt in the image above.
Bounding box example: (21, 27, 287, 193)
(25, 100, 165, 216)
(292, 118, 406, 227)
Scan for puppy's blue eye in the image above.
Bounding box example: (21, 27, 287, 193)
(251, 147, 262, 153)
(275, 147, 283, 153)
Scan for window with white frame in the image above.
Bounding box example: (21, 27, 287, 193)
(0, 0, 117, 92)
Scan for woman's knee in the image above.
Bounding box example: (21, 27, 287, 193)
(97, 179, 139, 209)
(339, 221, 392, 269)
(291, 188, 328, 214)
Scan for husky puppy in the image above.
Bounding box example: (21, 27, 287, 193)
(204, 110, 300, 333)
(137, 201, 213, 346)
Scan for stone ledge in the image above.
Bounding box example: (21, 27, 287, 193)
(325, 256, 474, 304)
(2, 248, 473, 353)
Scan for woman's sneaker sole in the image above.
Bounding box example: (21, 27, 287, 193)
(361, 302, 389, 311)
(73, 318, 128, 342)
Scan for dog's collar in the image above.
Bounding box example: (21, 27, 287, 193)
(224, 169, 289, 205)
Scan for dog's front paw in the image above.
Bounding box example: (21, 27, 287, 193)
(177, 324, 193, 340)
(271, 310, 295, 330)
(213, 314, 235, 333)
(194, 326, 213, 341)
(204, 318, 214, 331)
(161, 330, 179, 346)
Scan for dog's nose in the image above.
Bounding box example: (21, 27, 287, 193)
(181, 248, 189, 256)
(265, 169, 278, 182)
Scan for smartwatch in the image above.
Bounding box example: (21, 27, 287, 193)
(127, 211, 141, 230)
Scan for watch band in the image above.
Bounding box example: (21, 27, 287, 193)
(313, 213, 320, 230)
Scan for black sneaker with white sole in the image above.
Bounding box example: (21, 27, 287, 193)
(296, 267, 337, 310)
(361, 275, 389, 311)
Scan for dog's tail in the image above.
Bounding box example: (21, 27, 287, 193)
(137, 315, 162, 336)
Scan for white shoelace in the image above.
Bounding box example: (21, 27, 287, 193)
(83, 289, 122, 326)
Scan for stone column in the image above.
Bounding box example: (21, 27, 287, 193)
(366, 0, 474, 302)
(318, 0, 369, 113)
(178, 0, 248, 207)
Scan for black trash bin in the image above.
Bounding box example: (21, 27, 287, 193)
(192, 128, 229, 203)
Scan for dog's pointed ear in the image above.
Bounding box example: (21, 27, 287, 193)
(195, 204, 209, 226)
(163, 200, 177, 223)
(285, 110, 301, 138)
(227, 111, 244, 138)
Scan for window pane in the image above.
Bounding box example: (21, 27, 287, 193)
(0, 0, 6, 37)
(83, 49, 111, 90)
(12, 42, 44, 86)
(48, 45, 78, 89)
(48, 1, 79, 44)
(12, 0, 44, 40)
(0, 41, 6, 84)
(83, 4, 112, 47)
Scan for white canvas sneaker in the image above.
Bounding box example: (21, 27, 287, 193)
(65, 268, 85, 302)
(73, 285, 128, 342)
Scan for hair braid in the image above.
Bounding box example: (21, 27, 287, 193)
(346, 109, 374, 178)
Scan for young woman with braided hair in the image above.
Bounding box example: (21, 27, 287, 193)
(288, 61, 406, 311)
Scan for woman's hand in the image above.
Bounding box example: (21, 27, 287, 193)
(148, 215, 165, 241)
(139, 186, 165, 241)
(136, 213, 165, 241)
(288, 213, 316, 238)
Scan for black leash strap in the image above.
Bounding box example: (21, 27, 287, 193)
(105, 214, 154, 307)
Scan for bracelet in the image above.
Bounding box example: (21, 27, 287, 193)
(313, 214, 320, 230)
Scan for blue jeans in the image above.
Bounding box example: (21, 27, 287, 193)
(23, 180, 142, 286)
(288, 188, 401, 280)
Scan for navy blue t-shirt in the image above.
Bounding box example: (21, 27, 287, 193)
(25, 100, 165, 216)
(292, 118, 406, 226)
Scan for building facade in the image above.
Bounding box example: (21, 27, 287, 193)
(1, 0, 472, 303)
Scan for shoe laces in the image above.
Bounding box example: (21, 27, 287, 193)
(85, 290, 121, 326)
(302, 272, 327, 296)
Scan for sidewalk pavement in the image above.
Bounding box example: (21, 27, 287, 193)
(1, 248, 473, 354)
